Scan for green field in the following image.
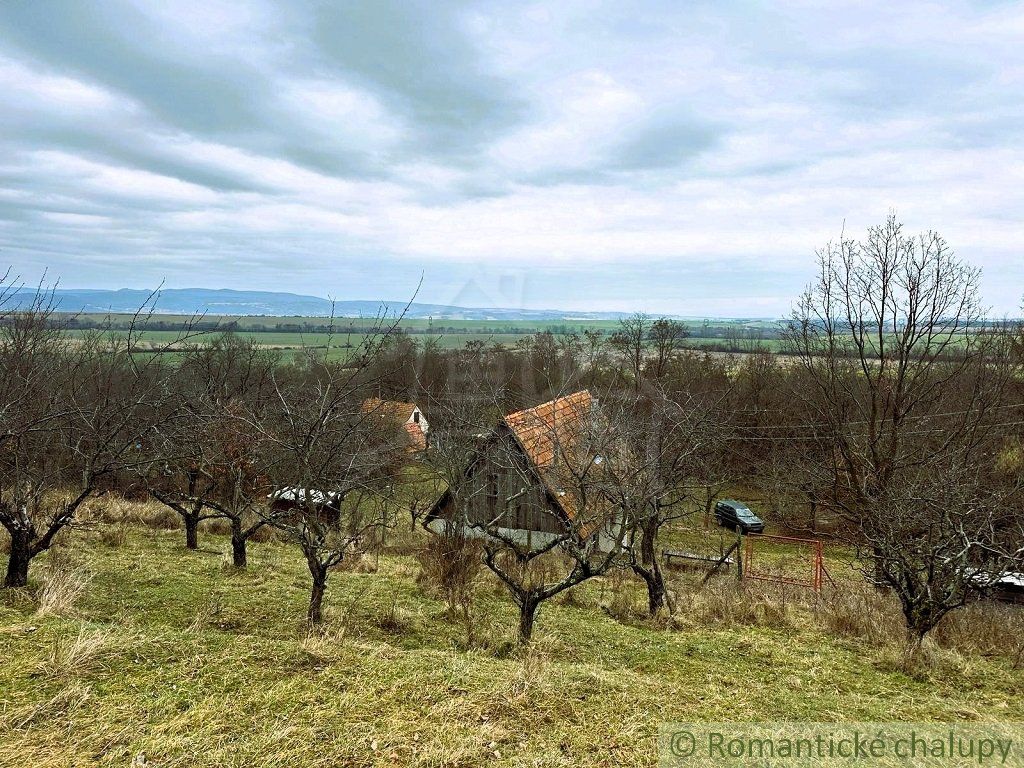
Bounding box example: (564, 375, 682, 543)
(60, 314, 788, 359)
(2, 499, 1022, 767)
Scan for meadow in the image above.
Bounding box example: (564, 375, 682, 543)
(2, 498, 1022, 767)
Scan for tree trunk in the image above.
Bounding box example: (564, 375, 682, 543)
(636, 518, 665, 616)
(518, 594, 540, 644)
(230, 518, 247, 568)
(645, 570, 665, 616)
(308, 565, 328, 625)
(184, 514, 199, 550)
(4, 530, 31, 588)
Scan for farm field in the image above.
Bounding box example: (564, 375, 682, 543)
(2, 504, 1022, 768)
(59, 314, 789, 358)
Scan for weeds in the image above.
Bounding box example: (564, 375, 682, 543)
(375, 594, 414, 635)
(35, 560, 91, 618)
(36, 628, 113, 678)
(817, 583, 902, 646)
(416, 529, 481, 637)
(98, 524, 128, 548)
(934, 602, 1024, 661)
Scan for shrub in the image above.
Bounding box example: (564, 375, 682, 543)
(416, 530, 481, 622)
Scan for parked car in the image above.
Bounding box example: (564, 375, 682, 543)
(714, 499, 764, 534)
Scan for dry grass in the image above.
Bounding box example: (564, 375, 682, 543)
(375, 594, 416, 635)
(141, 505, 181, 530)
(97, 524, 128, 548)
(34, 559, 91, 618)
(671, 577, 807, 631)
(935, 601, 1024, 662)
(817, 581, 903, 645)
(416, 530, 480, 622)
(0, 527, 9, 555)
(35, 628, 114, 679)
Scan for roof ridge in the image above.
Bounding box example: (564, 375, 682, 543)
(502, 389, 591, 424)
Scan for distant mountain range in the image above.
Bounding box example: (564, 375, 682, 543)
(8, 287, 644, 321)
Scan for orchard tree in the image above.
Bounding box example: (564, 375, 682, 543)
(149, 333, 279, 559)
(787, 214, 1022, 642)
(253, 312, 413, 624)
(647, 318, 689, 379)
(1, 283, 195, 587)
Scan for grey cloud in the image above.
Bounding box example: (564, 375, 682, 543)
(308, 0, 527, 162)
(0, 0, 1021, 315)
(606, 112, 721, 172)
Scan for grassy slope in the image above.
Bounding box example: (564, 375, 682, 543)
(2, 526, 1023, 768)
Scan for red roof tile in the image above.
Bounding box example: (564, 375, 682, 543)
(361, 397, 419, 424)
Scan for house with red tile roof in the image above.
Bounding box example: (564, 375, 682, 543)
(361, 397, 429, 452)
(424, 390, 626, 552)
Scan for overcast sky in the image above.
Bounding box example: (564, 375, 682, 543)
(1, 1, 1022, 316)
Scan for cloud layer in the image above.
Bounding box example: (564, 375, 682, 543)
(1, 0, 1022, 315)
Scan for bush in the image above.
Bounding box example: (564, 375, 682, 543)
(417, 530, 481, 626)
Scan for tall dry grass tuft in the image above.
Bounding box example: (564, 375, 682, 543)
(817, 583, 903, 646)
(417, 531, 481, 623)
(142, 505, 180, 531)
(599, 569, 642, 622)
(98, 523, 128, 548)
(204, 518, 232, 537)
(35, 558, 91, 618)
(672, 578, 805, 631)
(333, 552, 378, 574)
(300, 623, 349, 663)
(0, 527, 9, 555)
(934, 602, 1024, 663)
(37, 629, 113, 678)
(375, 594, 415, 636)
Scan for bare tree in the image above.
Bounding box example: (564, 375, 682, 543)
(252, 308, 415, 624)
(786, 214, 1021, 641)
(426, 388, 630, 643)
(610, 313, 650, 388)
(610, 389, 727, 615)
(647, 318, 689, 379)
(148, 333, 279, 558)
(1, 284, 195, 587)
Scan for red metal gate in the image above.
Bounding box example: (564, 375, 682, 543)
(742, 533, 834, 592)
